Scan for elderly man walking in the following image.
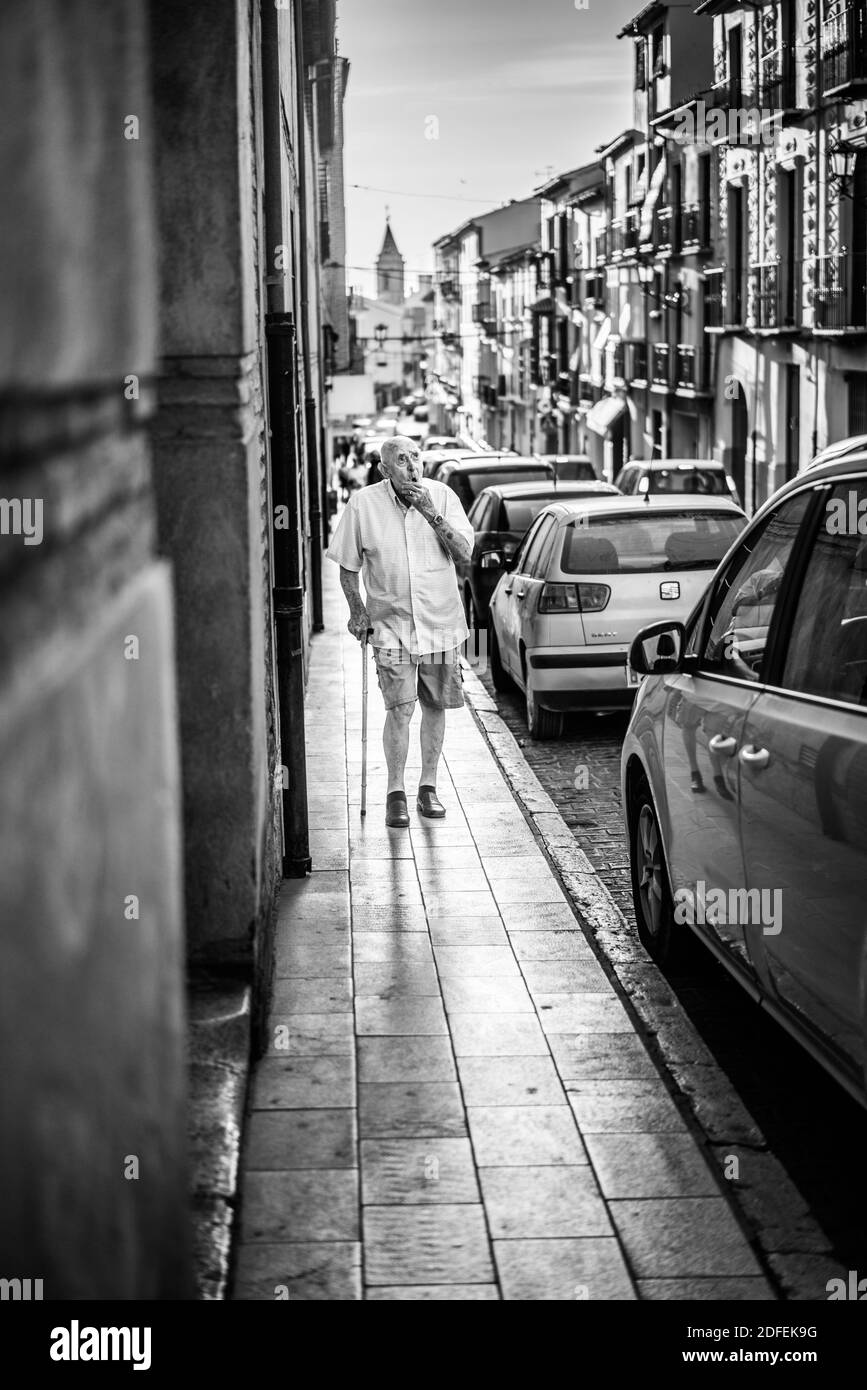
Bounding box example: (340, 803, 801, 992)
(326, 434, 474, 827)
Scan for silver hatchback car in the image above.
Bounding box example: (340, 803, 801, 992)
(487, 495, 746, 737)
(622, 456, 867, 1109)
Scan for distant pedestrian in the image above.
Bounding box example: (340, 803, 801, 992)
(326, 434, 474, 827)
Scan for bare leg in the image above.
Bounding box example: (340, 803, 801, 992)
(419, 703, 446, 787)
(383, 702, 414, 794)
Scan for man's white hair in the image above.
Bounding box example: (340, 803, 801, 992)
(380, 435, 417, 470)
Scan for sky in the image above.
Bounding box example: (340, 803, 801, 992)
(336, 0, 644, 298)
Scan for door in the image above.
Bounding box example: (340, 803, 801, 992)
(783, 363, 800, 482)
(495, 514, 550, 676)
(660, 488, 813, 971)
(740, 478, 867, 1076)
(729, 386, 748, 512)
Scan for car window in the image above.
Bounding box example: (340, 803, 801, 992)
(649, 468, 728, 495)
(502, 497, 557, 531)
(447, 475, 475, 510)
(467, 494, 489, 528)
(700, 491, 812, 680)
(522, 515, 558, 577)
(559, 510, 743, 574)
(780, 480, 867, 707)
(512, 515, 546, 574)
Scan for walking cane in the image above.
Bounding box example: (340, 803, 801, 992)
(360, 629, 371, 817)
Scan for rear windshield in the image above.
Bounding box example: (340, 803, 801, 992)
(463, 467, 551, 496)
(553, 460, 596, 481)
(647, 468, 729, 495)
(502, 497, 559, 531)
(451, 466, 552, 507)
(559, 511, 743, 574)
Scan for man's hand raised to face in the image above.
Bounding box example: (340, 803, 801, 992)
(398, 480, 437, 521)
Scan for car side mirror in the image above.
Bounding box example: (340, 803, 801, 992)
(629, 620, 686, 675)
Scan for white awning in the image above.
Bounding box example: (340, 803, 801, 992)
(639, 157, 667, 243)
(586, 395, 627, 436)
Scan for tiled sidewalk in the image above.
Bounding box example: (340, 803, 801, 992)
(230, 564, 773, 1300)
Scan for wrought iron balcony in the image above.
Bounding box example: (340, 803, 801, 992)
(760, 50, 797, 111)
(594, 231, 608, 266)
(810, 252, 867, 331)
(651, 342, 672, 388)
(681, 203, 711, 252)
(703, 265, 747, 329)
(822, 3, 867, 95)
(609, 212, 640, 260)
(626, 340, 648, 384)
(612, 342, 625, 380)
(674, 344, 710, 392)
(749, 260, 803, 330)
(655, 205, 680, 256)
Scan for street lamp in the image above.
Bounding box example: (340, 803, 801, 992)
(828, 137, 864, 201)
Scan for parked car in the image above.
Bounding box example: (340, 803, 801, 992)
(369, 415, 398, 436)
(615, 458, 741, 507)
(436, 456, 555, 510)
(802, 436, 867, 472)
(622, 455, 867, 1110)
(488, 495, 746, 738)
(458, 480, 620, 628)
(539, 454, 599, 483)
(426, 434, 481, 453)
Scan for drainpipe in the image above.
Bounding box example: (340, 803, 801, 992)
(262, 2, 311, 877)
(295, 9, 324, 633)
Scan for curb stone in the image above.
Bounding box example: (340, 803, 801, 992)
(460, 659, 845, 1302)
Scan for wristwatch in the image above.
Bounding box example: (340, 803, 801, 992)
(432, 512, 444, 527)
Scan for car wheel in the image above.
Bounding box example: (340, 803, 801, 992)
(525, 674, 564, 740)
(488, 619, 512, 693)
(630, 777, 679, 964)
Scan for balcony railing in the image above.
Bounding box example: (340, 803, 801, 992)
(655, 205, 680, 255)
(749, 260, 803, 330)
(760, 50, 797, 110)
(681, 203, 711, 251)
(651, 342, 672, 387)
(627, 340, 648, 383)
(703, 265, 747, 328)
(674, 344, 709, 392)
(810, 252, 867, 331)
(609, 211, 640, 259)
(612, 342, 625, 379)
(594, 231, 608, 266)
(822, 4, 867, 94)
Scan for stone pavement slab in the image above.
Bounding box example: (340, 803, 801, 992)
(230, 559, 774, 1301)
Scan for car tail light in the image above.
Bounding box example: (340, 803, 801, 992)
(538, 583, 610, 613)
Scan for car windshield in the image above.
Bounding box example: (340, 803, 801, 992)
(559, 510, 744, 574)
(648, 468, 728, 495)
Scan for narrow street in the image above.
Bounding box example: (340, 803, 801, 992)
(477, 669, 867, 1283)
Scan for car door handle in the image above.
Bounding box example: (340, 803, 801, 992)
(739, 744, 770, 769)
(708, 734, 737, 756)
(503, 584, 513, 595)
(515, 586, 526, 599)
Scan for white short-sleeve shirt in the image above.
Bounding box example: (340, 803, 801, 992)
(326, 478, 474, 655)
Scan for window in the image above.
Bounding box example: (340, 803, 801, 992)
(849, 373, 867, 436)
(781, 480, 867, 707)
(512, 516, 545, 573)
(521, 515, 558, 577)
(700, 491, 811, 680)
(559, 510, 742, 575)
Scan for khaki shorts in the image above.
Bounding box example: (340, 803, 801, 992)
(373, 646, 464, 711)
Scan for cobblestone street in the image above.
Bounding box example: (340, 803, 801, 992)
(477, 668, 867, 1287)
